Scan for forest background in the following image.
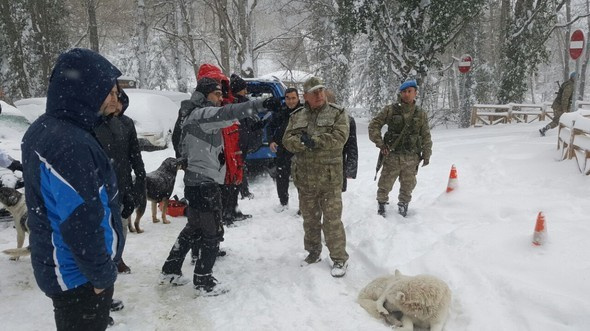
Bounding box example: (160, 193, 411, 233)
(1, 0, 590, 127)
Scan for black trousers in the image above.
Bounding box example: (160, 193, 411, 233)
(275, 147, 293, 206)
(50, 283, 113, 331)
(221, 184, 239, 217)
(162, 184, 224, 281)
(239, 153, 251, 197)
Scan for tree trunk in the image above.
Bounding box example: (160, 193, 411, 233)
(578, 0, 590, 99)
(563, 0, 571, 82)
(136, 0, 148, 88)
(0, 2, 31, 98)
(217, 0, 231, 75)
(86, 0, 99, 52)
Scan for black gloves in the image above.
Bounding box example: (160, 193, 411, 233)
(7, 160, 23, 172)
(177, 157, 188, 170)
(300, 132, 316, 149)
(262, 97, 282, 112)
(121, 193, 135, 219)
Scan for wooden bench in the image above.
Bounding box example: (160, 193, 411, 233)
(471, 104, 510, 126)
(558, 110, 590, 174)
(508, 103, 545, 123)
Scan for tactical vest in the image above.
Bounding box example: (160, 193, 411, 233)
(383, 103, 425, 155)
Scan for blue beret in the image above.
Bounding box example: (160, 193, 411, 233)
(399, 80, 418, 92)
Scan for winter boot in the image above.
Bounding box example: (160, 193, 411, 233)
(397, 202, 408, 217)
(539, 125, 549, 136)
(233, 210, 252, 221)
(194, 274, 229, 296)
(110, 299, 124, 312)
(117, 259, 131, 274)
(222, 211, 235, 226)
(108, 316, 114, 327)
(378, 202, 387, 217)
(159, 272, 190, 286)
(331, 261, 348, 278)
(301, 251, 322, 266)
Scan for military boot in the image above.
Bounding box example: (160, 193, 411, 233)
(377, 202, 387, 217)
(397, 202, 408, 217)
(539, 125, 549, 136)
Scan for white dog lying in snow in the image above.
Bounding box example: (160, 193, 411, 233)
(358, 270, 451, 331)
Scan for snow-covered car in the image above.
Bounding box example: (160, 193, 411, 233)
(13, 89, 188, 151)
(123, 92, 179, 151)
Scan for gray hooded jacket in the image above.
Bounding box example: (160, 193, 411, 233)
(180, 91, 266, 186)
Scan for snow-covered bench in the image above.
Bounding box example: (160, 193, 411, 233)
(508, 103, 546, 123)
(558, 110, 590, 174)
(470, 104, 511, 126)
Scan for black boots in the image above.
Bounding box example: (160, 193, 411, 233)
(539, 125, 549, 136)
(397, 202, 408, 217)
(378, 202, 386, 216)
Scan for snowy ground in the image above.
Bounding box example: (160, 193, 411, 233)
(1, 116, 589, 331)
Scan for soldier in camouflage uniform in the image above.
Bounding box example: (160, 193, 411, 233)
(539, 71, 576, 136)
(283, 77, 350, 278)
(368, 80, 432, 217)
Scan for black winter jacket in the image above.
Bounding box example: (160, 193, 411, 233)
(268, 103, 301, 148)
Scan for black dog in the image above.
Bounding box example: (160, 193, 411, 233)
(131, 157, 180, 233)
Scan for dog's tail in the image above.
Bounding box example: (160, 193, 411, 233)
(3, 247, 31, 258)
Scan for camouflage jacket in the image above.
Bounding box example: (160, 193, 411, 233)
(551, 79, 574, 112)
(283, 102, 350, 188)
(368, 101, 432, 160)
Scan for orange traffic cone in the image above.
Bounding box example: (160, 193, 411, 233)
(532, 212, 547, 246)
(446, 164, 458, 193)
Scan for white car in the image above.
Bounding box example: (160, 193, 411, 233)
(13, 90, 188, 151)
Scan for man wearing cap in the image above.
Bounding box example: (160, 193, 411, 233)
(369, 79, 432, 217)
(539, 71, 576, 136)
(159, 77, 280, 296)
(283, 77, 350, 278)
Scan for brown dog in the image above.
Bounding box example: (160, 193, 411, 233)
(131, 157, 180, 233)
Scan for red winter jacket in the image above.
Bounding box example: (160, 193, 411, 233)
(197, 64, 241, 184)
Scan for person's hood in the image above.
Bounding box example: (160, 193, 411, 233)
(197, 63, 233, 104)
(46, 48, 122, 131)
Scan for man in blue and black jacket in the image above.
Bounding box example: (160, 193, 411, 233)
(21, 48, 125, 331)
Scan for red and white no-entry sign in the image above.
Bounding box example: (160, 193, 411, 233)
(570, 30, 585, 60)
(458, 54, 472, 73)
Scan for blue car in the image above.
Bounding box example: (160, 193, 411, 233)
(243, 78, 286, 175)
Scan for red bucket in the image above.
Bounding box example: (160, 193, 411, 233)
(158, 199, 186, 217)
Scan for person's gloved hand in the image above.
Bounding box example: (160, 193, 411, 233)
(121, 193, 135, 219)
(262, 97, 282, 112)
(177, 157, 188, 170)
(421, 158, 429, 167)
(7, 160, 23, 172)
(300, 132, 316, 149)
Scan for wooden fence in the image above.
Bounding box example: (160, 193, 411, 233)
(557, 110, 590, 175)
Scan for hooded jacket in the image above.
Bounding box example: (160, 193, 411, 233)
(95, 88, 146, 214)
(179, 90, 267, 186)
(21, 48, 125, 296)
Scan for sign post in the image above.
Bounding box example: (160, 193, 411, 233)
(570, 30, 585, 112)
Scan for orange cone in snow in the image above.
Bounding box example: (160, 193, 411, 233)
(446, 164, 458, 193)
(532, 212, 547, 246)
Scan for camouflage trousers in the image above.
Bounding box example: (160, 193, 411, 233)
(377, 153, 420, 204)
(298, 185, 349, 264)
(547, 108, 566, 129)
